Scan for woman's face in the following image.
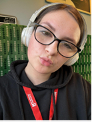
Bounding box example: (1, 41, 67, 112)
(27, 10, 80, 75)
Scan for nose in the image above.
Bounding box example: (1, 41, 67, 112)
(45, 41, 58, 56)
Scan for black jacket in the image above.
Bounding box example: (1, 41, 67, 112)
(0, 60, 91, 120)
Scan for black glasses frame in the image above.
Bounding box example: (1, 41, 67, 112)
(32, 22, 81, 58)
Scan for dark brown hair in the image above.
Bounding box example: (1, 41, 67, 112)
(35, 4, 84, 47)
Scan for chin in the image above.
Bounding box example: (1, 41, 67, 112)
(34, 64, 51, 74)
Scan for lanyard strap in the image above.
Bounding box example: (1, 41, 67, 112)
(23, 86, 58, 120)
(49, 88, 58, 120)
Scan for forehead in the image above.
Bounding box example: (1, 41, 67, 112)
(40, 9, 77, 24)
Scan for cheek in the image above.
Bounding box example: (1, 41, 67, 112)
(56, 56, 69, 68)
(27, 35, 44, 58)
(27, 38, 34, 58)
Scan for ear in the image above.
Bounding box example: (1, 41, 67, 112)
(21, 26, 34, 47)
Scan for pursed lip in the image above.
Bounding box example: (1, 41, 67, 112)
(40, 57, 53, 66)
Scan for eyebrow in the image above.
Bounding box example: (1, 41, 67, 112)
(40, 22, 56, 32)
(62, 37, 77, 45)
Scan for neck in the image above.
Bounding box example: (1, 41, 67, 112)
(25, 62, 51, 85)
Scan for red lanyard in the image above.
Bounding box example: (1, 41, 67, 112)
(23, 86, 58, 120)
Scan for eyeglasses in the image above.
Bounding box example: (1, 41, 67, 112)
(31, 22, 81, 58)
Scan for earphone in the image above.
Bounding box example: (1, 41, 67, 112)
(21, 2, 87, 66)
(21, 3, 64, 46)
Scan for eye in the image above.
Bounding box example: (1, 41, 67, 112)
(60, 41, 73, 50)
(36, 26, 53, 37)
(40, 30, 52, 37)
(64, 43, 72, 49)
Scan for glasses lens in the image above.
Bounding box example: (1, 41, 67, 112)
(58, 41, 78, 57)
(35, 26, 54, 45)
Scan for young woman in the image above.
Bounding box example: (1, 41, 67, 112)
(0, 2, 91, 120)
